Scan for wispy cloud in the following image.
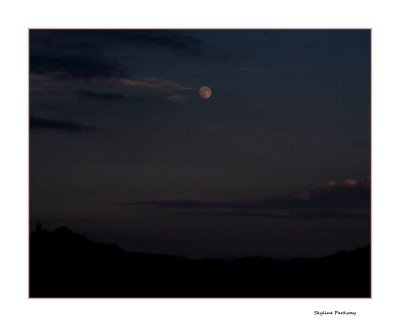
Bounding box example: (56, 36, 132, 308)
(29, 30, 205, 82)
(165, 94, 189, 103)
(30, 30, 205, 57)
(171, 208, 370, 220)
(30, 54, 126, 79)
(118, 77, 194, 93)
(117, 77, 195, 102)
(344, 178, 358, 186)
(30, 116, 102, 133)
(78, 89, 126, 100)
(102, 30, 205, 56)
(122, 178, 371, 219)
(30, 30, 197, 103)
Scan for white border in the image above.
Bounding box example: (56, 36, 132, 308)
(1, 0, 400, 326)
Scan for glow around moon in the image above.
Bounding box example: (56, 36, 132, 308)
(199, 86, 212, 99)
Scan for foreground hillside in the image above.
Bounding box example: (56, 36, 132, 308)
(30, 226, 370, 297)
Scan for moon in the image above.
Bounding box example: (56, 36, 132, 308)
(199, 86, 212, 100)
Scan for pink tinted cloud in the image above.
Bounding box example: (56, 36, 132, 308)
(293, 191, 312, 200)
(118, 78, 194, 93)
(166, 94, 188, 102)
(344, 179, 358, 186)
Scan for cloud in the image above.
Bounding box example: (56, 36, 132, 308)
(122, 200, 243, 210)
(30, 116, 101, 133)
(122, 178, 371, 219)
(293, 191, 312, 200)
(78, 89, 126, 100)
(344, 178, 358, 186)
(77, 88, 188, 103)
(260, 180, 370, 210)
(30, 55, 193, 101)
(171, 208, 370, 220)
(101, 30, 204, 56)
(30, 54, 193, 102)
(30, 29, 205, 58)
(118, 77, 194, 93)
(30, 54, 126, 79)
(165, 94, 189, 102)
(30, 30, 198, 101)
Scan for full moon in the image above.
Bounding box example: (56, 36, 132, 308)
(199, 86, 212, 100)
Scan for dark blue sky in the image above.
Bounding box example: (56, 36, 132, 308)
(30, 30, 370, 258)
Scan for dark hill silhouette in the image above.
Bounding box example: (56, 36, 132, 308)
(30, 226, 370, 297)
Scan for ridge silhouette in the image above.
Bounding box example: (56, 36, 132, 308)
(30, 226, 371, 298)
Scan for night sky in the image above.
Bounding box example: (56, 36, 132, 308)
(30, 29, 370, 259)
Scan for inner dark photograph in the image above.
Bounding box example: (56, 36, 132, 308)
(29, 29, 371, 298)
